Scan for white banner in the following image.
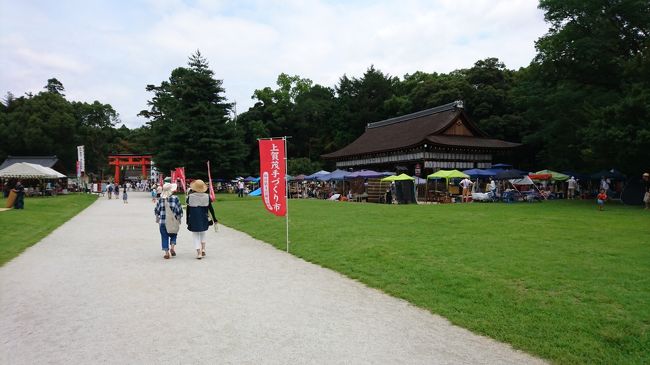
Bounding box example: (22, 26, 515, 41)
(77, 145, 85, 172)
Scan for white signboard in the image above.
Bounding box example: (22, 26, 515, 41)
(77, 145, 85, 172)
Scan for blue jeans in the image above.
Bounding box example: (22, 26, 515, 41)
(159, 224, 177, 251)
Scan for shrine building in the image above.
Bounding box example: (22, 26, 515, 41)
(321, 101, 520, 176)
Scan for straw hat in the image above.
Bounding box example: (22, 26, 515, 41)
(190, 179, 208, 193)
(161, 183, 177, 198)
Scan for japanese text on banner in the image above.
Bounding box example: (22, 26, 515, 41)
(258, 139, 286, 216)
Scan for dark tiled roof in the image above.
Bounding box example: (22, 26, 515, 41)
(425, 135, 521, 149)
(323, 103, 463, 159)
(0, 155, 59, 169)
(322, 101, 518, 159)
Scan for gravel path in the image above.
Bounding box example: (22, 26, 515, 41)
(0, 192, 546, 364)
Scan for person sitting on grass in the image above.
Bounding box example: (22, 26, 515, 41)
(596, 189, 608, 211)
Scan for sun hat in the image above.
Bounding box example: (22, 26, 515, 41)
(190, 179, 208, 193)
(643, 172, 649, 177)
(161, 183, 177, 198)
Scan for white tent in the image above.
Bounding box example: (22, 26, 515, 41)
(509, 176, 535, 185)
(30, 163, 66, 178)
(0, 162, 64, 179)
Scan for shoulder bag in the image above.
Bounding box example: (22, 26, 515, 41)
(164, 198, 180, 234)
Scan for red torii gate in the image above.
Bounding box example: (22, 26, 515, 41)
(108, 154, 153, 183)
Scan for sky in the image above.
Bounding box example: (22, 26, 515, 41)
(0, 0, 549, 128)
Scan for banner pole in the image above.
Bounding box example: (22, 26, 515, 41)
(284, 136, 289, 253)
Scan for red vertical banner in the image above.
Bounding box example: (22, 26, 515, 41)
(259, 139, 286, 216)
(171, 170, 177, 183)
(207, 161, 215, 201)
(175, 167, 187, 192)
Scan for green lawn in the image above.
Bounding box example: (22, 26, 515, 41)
(213, 195, 650, 365)
(0, 194, 97, 266)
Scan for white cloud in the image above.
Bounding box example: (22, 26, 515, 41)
(0, 0, 549, 128)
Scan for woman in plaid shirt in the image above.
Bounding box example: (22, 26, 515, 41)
(154, 183, 184, 259)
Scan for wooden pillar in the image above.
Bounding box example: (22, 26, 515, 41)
(114, 160, 120, 183)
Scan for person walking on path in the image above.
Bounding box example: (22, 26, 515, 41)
(114, 184, 120, 199)
(186, 179, 217, 260)
(642, 172, 650, 210)
(154, 183, 183, 259)
(107, 183, 113, 199)
(460, 177, 473, 203)
(596, 189, 608, 211)
(122, 188, 128, 204)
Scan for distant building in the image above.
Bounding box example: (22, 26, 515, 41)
(322, 101, 520, 176)
(0, 155, 66, 173)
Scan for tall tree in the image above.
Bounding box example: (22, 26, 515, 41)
(139, 50, 246, 178)
(518, 0, 650, 171)
(72, 100, 120, 174)
(44, 78, 65, 96)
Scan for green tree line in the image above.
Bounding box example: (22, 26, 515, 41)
(1, 0, 648, 178)
(0, 78, 149, 177)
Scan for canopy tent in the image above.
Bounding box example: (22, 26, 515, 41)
(510, 176, 535, 185)
(426, 170, 469, 197)
(34, 164, 66, 178)
(317, 169, 350, 182)
(304, 170, 330, 180)
(462, 168, 497, 178)
(0, 162, 64, 179)
(243, 176, 257, 182)
(289, 174, 306, 181)
(621, 179, 645, 205)
(491, 163, 513, 169)
(535, 169, 569, 181)
(249, 187, 261, 196)
(590, 169, 626, 180)
(345, 170, 386, 179)
(380, 174, 417, 204)
(381, 173, 415, 182)
(427, 169, 469, 180)
(495, 169, 526, 180)
(529, 173, 552, 180)
(508, 175, 546, 200)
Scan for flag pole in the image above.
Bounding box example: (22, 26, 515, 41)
(258, 136, 291, 253)
(284, 136, 289, 253)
